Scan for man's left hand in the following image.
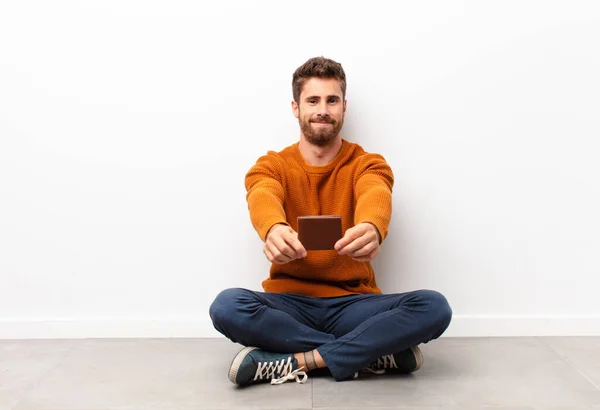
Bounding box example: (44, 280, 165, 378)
(334, 222, 381, 262)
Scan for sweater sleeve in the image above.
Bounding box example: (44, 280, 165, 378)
(354, 154, 394, 242)
(244, 153, 289, 241)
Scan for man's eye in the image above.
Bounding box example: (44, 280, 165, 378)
(308, 99, 317, 104)
(328, 98, 338, 104)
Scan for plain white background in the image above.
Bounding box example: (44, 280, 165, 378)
(1, 0, 599, 338)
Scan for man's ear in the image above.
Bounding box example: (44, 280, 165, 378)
(343, 100, 347, 115)
(292, 100, 299, 118)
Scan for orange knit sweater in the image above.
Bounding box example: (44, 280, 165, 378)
(245, 139, 394, 297)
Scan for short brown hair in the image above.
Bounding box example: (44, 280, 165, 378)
(292, 57, 346, 103)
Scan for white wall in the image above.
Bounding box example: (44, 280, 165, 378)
(1, 0, 599, 339)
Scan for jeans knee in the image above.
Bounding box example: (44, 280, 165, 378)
(420, 289, 453, 330)
(209, 287, 246, 328)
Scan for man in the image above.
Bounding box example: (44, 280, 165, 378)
(209, 56, 452, 386)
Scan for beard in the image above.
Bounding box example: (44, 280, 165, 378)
(299, 114, 344, 147)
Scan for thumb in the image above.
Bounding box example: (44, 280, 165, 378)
(334, 225, 358, 251)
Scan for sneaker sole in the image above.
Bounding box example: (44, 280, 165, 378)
(228, 346, 258, 385)
(410, 346, 424, 371)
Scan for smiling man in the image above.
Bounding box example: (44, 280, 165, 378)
(209, 57, 452, 386)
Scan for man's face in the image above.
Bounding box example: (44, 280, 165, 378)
(292, 78, 346, 147)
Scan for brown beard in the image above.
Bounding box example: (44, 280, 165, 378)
(299, 114, 344, 147)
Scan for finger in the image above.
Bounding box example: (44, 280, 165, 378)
(348, 241, 377, 258)
(264, 246, 284, 264)
(265, 242, 292, 264)
(338, 229, 373, 255)
(343, 226, 379, 255)
(283, 230, 307, 258)
(270, 235, 297, 260)
(352, 247, 380, 262)
(264, 247, 279, 264)
(334, 226, 362, 252)
(341, 235, 372, 256)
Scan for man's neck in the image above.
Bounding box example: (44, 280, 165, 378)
(298, 136, 343, 166)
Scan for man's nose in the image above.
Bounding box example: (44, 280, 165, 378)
(317, 101, 330, 116)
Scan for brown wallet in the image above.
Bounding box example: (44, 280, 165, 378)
(297, 216, 343, 250)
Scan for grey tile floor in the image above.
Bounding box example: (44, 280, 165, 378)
(1, 337, 600, 409)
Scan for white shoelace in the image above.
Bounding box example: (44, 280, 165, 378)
(356, 354, 399, 378)
(271, 367, 308, 385)
(375, 354, 398, 370)
(252, 357, 308, 385)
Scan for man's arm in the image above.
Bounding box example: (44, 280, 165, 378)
(245, 154, 306, 263)
(335, 154, 393, 261)
(245, 155, 289, 241)
(354, 154, 394, 242)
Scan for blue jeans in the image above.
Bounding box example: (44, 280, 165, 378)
(209, 288, 452, 380)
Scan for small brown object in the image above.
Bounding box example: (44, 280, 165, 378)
(297, 215, 342, 250)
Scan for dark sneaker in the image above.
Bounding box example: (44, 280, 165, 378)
(228, 346, 308, 386)
(364, 346, 424, 375)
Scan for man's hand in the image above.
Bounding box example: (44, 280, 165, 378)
(334, 222, 381, 262)
(264, 224, 307, 264)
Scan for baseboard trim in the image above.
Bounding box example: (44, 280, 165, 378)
(0, 315, 599, 339)
(444, 314, 600, 337)
(0, 318, 221, 339)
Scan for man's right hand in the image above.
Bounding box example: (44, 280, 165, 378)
(264, 224, 307, 264)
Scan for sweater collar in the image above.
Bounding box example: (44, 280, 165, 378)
(292, 139, 352, 174)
